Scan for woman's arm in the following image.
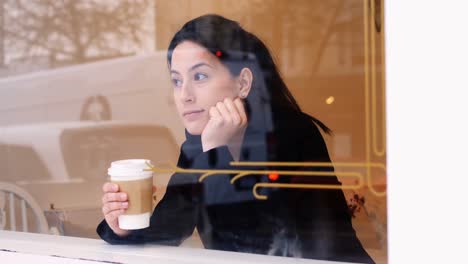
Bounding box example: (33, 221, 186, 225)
(97, 141, 235, 246)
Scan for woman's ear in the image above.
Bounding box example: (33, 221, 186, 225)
(238, 67, 253, 99)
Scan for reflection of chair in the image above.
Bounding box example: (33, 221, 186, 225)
(0, 182, 49, 233)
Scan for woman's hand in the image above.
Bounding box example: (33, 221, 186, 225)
(201, 97, 247, 152)
(101, 183, 157, 237)
(101, 182, 131, 237)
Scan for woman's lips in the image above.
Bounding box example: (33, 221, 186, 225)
(183, 110, 204, 121)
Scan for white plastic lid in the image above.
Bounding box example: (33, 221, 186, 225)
(108, 159, 153, 179)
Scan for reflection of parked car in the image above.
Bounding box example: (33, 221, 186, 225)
(0, 121, 179, 182)
(0, 121, 179, 238)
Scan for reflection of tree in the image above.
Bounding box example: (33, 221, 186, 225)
(4, 0, 150, 67)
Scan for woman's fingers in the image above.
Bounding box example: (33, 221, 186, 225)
(223, 98, 242, 126)
(101, 182, 130, 235)
(233, 98, 247, 126)
(103, 182, 119, 193)
(102, 202, 128, 215)
(216, 101, 232, 124)
(215, 98, 243, 126)
(209, 106, 224, 129)
(102, 192, 128, 204)
(209, 106, 222, 120)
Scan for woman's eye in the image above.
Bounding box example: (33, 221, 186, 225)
(172, 78, 182, 87)
(194, 73, 208, 81)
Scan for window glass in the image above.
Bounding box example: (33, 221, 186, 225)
(0, 1, 387, 263)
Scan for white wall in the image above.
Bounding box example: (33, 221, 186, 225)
(386, 0, 468, 263)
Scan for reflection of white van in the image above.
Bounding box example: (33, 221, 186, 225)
(0, 53, 186, 144)
(0, 121, 179, 238)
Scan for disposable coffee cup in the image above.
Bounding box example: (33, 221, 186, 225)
(108, 159, 153, 230)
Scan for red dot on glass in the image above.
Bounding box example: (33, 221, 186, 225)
(215, 51, 222, 57)
(268, 173, 279, 181)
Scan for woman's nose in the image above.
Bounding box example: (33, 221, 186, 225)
(180, 82, 195, 103)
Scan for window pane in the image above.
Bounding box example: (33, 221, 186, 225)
(0, 1, 387, 263)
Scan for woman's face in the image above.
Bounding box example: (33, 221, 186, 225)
(170, 41, 240, 135)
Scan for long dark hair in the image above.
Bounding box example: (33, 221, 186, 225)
(167, 14, 331, 135)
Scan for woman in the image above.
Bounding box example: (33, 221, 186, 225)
(97, 14, 374, 263)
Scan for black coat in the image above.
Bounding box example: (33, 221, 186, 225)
(97, 111, 375, 263)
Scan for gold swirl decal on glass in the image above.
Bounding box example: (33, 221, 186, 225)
(145, 161, 387, 200)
